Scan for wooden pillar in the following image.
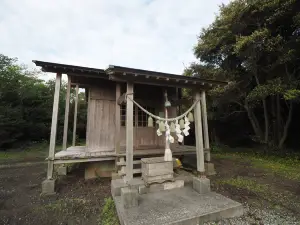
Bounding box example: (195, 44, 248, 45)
(125, 82, 134, 182)
(72, 84, 79, 146)
(115, 83, 121, 153)
(62, 75, 71, 150)
(194, 91, 205, 174)
(201, 91, 210, 162)
(47, 73, 62, 179)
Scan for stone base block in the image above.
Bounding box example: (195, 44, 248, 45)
(42, 179, 56, 195)
(193, 177, 211, 194)
(111, 172, 121, 180)
(205, 163, 216, 176)
(111, 178, 144, 197)
(57, 166, 67, 176)
(121, 187, 138, 208)
(139, 180, 185, 194)
(84, 161, 114, 179)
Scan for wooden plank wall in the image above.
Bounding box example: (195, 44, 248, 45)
(86, 81, 180, 152)
(86, 80, 116, 152)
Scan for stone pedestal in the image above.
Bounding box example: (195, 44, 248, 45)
(121, 187, 138, 208)
(57, 166, 67, 176)
(193, 177, 211, 194)
(205, 162, 216, 176)
(141, 157, 173, 185)
(84, 161, 115, 179)
(42, 179, 56, 195)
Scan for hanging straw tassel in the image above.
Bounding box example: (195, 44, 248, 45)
(188, 112, 194, 122)
(170, 122, 176, 133)
(148, 116, 153, 127)
(159, 121, 166, 132)
(179, 119, 185, 129)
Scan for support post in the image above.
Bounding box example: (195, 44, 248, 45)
(115, 83, 121, 153)
(62, 75, 71, 150)
(194, 91, 205, 175)
(46, 73, 61, 180)
(125, 82, 134, 182)
(201, 91, 210, 162)
(72, 84, 79, 146)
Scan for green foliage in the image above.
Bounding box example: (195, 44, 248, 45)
(99, 197, 119, 225)
(0, 54, 87, 150)
(189, 0, 300, 147)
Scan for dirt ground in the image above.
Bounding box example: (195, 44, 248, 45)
(0, 164, 111, 225)
(211, 157, 300, 215)
(1, 155, 299, 225)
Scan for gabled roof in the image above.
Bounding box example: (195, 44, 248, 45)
(33, 60, 228, 89)
(33, 60, 107, 77)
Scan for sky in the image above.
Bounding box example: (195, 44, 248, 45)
(0, 0, 230, 79)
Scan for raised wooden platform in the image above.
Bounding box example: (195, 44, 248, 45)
(52, 145, 208, 164)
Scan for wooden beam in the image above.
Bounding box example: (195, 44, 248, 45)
(109, 74, 208, 89)
(201, 91, 210, 161)
(62, 75, 71, 150)
(115, 83, 121, 154)
(47, 73, 62, 179)
(194, 92, 205, 173)
(72, 85, 79, 146)
(125, 82, 134, 182)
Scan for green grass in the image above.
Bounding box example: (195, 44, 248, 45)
(212, 145, 300, 181)
(98, 197, 119, 225)
(217, 177, 269, 194)
(0, 142, 63, 163)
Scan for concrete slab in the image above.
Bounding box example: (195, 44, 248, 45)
(114, 186, 243, 225)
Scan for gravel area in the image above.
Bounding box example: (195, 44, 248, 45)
(204, 203, 299, 225)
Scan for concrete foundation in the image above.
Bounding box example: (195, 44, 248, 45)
(193, 177, 211, 194)
(205, 163, 216, 176)
(57, 166, 67, 176)
(41, 179, 56, 195)
(121, 187, 138, 208)
(111, 178, 144, 197)
(114, 186, 244, 225)
(84, 161, 114, 179)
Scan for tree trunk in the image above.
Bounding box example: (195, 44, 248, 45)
(262, 99, 269, 143)
(245, 101, 263, 140)
(271, 95, 276, 144)
(278, 102, 293, 149)
(276, 94, 281, 145)
(254, 75, 269, 144)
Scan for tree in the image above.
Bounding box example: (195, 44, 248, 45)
(189, 0, 300, 148)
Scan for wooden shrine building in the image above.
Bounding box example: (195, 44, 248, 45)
(33, 60, 227, 193)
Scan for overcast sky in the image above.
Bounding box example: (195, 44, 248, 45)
(0, 0, 230, 78)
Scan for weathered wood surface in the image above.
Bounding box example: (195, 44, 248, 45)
(194, 92, 205, 173)
(47, 73, 61, 179)
(86, 80, 116, 152)
(125, 82, 134, 181)
(201, 91, 210, 162)
(115, 83, 121, 153)
(62, 75, 71, 150)
(72, 84, 79, 146)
